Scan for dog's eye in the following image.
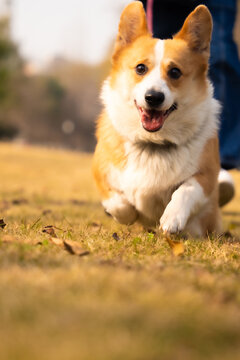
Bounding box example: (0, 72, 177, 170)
(168, 67, 182, 79)
(135, 64, 148, 75)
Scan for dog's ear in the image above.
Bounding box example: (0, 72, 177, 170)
(113, 2, 150, 59)
(174, 5, 212, 56)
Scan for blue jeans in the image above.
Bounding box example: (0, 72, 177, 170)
(207, 0, 240, 169)
(141, 0, 240, 169)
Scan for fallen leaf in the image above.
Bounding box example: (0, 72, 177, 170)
(63, 239, 90, 257)
(42, 225, 57, 237)
(50, 237, 64, 246)
(164, 234, 184, 256)
(112, 232, 120, 241)
(0, 219, 6, 229)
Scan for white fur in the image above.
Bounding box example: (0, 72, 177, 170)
(102, 40, 220, 146)
(101, 39, 220, 234)
(133, 41, 174, 110)
(160, 178, 207, 234)
(102, 193, 137, 225)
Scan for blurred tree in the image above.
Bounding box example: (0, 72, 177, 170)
(0, 5, 111, 150)
(0, 6, 113, 150)
(0, 15, 23, 138)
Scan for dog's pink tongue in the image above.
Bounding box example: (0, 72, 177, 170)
(141, 109, 164, 132)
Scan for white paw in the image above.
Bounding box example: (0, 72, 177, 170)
(102, 193, 138, 225)
(160, 203, 188, 234)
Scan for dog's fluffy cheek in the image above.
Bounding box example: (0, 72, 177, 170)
(102, 78, 143, 140)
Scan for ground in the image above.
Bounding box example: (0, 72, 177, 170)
(0, 142, 240, 360)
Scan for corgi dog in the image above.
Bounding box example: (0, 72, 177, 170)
(93, 2, 222, 237)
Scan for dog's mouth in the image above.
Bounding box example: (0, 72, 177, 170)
(135, 101, 178, 132)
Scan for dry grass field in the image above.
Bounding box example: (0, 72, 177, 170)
(0, 143, 240, 360)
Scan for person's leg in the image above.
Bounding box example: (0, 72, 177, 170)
(205, 0, 240, 205)
(206, 0, 240, 170)
(141, 0, 200, 39)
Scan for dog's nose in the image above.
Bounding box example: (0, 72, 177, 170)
(145, 90, 165, 107)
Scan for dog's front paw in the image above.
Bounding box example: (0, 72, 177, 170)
(102, 193, 138, 225)
(160, 203, 188, 234)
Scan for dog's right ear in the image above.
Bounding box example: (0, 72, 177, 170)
(113, 2, 150, 60)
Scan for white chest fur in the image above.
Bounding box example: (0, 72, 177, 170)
(108, 140, 200, 224)
(104, 88, 220, 227)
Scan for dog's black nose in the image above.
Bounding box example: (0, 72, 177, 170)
(145, 90, 165, 107)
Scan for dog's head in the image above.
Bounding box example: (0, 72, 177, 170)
(102, 2, 213, 145)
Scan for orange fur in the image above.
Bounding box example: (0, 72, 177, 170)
(194, 136, 221, 234)
(113, 2, 150, 62)
(92, 112, 126, 199)
(174, 5, 212, 55)
(110, 35, 157, 87)
(195, 136, 220, 196)
(93, 3, 221, 236)
(162, 39, 208, 98)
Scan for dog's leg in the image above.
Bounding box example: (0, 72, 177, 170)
(102, 193, 138, 225)
(160, 178, 207, 234)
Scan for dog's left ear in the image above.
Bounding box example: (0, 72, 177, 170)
(113, 2, 150, 59)
(174, 5, 212, 56)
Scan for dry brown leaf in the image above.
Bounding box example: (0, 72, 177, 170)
(0, 219, 6, 229)
(50, 237, 64, 246)
(63, 239, 90, 257)
(164, 234, 185, 256)
(42, 225, 57, 237)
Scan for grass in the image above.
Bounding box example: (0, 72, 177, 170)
(0, 142, 240, 360)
